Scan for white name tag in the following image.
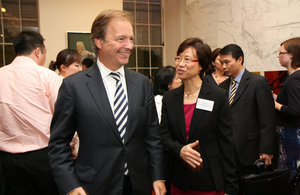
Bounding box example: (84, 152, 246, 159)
(196, 98, 214, 112)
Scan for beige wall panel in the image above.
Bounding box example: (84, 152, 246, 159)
(39, 0, 122, 67)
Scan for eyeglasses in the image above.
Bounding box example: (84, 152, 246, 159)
(175, 57, 198, 64)
(278, 51, 289, 55)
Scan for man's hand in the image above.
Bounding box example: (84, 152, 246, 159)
(68, 187, 87, 195)
(153, 181, 166, 195)
(259, 153, 273, 165)
(180, 140, 202, 168)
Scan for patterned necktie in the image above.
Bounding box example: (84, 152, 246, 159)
(110, 72, 129, 175)
(229, 79, 237, 105)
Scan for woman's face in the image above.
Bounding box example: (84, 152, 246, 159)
(61, 61, 82, 77)
(278, 45, 292, 68)
(213, 54, 224, 72)
(169, 74, 182, 90)
(176, 47, 202, 81)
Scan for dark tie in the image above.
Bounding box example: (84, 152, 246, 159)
(110, 72, 129, 175)
(229, 79, 237, 105)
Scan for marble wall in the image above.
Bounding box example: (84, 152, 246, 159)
(184, 0, 300, 72)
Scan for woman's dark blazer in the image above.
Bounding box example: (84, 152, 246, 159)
(160, 79, 238, 195)
(203, 74, 218, 86)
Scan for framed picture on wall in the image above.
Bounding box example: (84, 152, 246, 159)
(66, 31, 96, 60)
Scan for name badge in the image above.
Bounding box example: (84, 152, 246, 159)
(196, 98, 214, 112)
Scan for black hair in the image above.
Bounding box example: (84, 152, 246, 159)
(13, 30, 45, 56)
(206, 48, 221, 74)
(82, 58, 95, 68)
(176, 38, 212, 79)
(153, 66, 176, 96)
(49, 49, 81, 71)
(219, 44, 244, 65)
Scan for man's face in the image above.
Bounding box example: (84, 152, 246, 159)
(219, 54, 243, 78)
(95, 18, 134, 70)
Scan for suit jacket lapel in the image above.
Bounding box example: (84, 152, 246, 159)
(174, 86, 188, 144)
(231, 69, 250, 105)
(85, 65, 122, 142)
(123, 69, 136, 142)
(188, 81, 210, 141)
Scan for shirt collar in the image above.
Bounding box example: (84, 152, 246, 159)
(231, 68, 245, 83)
(12, 56, 39, 67)
(97, 58, 125, 78)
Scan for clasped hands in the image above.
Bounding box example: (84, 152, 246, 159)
(180, 140, 203, 170)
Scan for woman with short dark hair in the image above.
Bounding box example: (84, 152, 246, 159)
(160, 37, 238, 195)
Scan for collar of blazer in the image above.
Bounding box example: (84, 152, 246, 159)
(172, 80, 214, 143)
(231, 69, 251, 105)
(220, 69, 250, 105)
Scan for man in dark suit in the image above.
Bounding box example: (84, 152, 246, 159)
(48, 10, 166, 195)
(219, 44, 276, 193)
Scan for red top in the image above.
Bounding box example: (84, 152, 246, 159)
(175, 103, 224, 195)
(171, 184, 224, 195)
(184, 103, 196, 141)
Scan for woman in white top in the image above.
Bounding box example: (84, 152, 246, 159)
(49, 48, 82, 159)
(153, 66, 182, 123)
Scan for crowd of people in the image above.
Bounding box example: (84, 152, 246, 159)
(0, 9, 299, 195)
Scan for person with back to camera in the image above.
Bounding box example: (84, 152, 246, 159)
(153, 65, 182, 123)
(275, 37, 300, 177)
(49, 48, 82, 78)
(48, 9, 166, 195)
(160, 37, 238, 195)
(205, 48, 228, 86)
(0, 30, 62, 195)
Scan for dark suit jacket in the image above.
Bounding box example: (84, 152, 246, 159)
(220, 69, 276, 166)
(160, 80, 238, 194)
(48, 65, 165, 195)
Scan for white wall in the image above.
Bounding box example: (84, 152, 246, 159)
(165, 0, 300, 72)
(40, 0, 300, 71)
(39, 0, 122, 67)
